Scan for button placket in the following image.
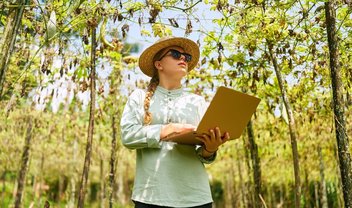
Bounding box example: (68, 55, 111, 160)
(167, 95, 172, 123)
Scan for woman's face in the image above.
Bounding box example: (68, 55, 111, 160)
(154, 46, 190, 78)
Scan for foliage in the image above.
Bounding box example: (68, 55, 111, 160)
(0, 0, 351, 207)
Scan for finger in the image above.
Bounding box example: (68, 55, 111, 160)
(201, 133, 211, 144)
(209, 129, 216, 141)
(222, 132, 230, 143)
(221, 132, 230, 139)
(215, 127, 222, 141)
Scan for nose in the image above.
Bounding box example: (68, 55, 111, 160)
(179, 54, 186, 61)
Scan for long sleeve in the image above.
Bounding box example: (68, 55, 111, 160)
(121, 86, 215, 207)
(120, 89, 163, 149)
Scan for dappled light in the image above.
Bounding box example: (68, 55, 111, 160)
(0, 0, 351, 207)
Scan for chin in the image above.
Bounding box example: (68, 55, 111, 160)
(180, 67, 188, 73)
(180, 70, 187, 76)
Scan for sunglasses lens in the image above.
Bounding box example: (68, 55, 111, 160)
(184, 54, 192, 62)
(170, 50, 181, 59)
(170, 50, 192, 62)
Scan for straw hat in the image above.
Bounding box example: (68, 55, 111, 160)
(138, 36, 200, 77)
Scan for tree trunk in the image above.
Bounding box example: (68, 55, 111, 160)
(14, 117, 33, 208)
(99, 135, 105, 208)
(77, 21, 97, 208)
(68, 137, 78, 208)
(237, 148, 247, 208)
(1, 171, 6, 207)
(5, 84, 21, 116)
(247, 120, 262, 208)
(325, 1, 352, 207)
(333, 144, 344, 207)
(267, 42, 301, 208)
(226, 165, 235, 207)
(116, 149, 125, 204)
(109, 115, 118, 208)
(303, 167, 310, 207)
(32, 153, 44, 207)
(314, 181, 319, 208)
(100, 157, 104, 208)
(279, 184, 284, 207)
(242, 136, 253, 208)
(58, 176, 63, 206)
(318, 146, 328, 208)
(267, 185, 272, 208)
(0, 0, 27, 98)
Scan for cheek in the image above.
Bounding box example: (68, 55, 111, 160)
(162, 59, 178, 69)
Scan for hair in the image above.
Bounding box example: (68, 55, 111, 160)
(143, 46, 184, 125)
(143, 49, 166, 125)
(143, 74, 159, 125)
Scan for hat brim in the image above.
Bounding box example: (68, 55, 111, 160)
(138, 37, 200, 77)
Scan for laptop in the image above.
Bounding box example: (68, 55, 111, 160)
(166, 86, 261, 145)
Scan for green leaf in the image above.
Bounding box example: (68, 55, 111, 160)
(1, 16, 7, 25)
(337, 7, 348, 20)
(140, 29, 151, 36)
(229, 53, 245, 64)
(343, 20, 352, 27)
(296, 45, 307, 54)
(22, 18, 34, 29)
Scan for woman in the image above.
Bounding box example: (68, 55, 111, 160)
(120, 36, 230, 208)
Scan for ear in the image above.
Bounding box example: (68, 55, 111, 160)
(154, 61, 163, 71)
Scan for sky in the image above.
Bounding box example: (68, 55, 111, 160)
(126, 2, 222, 52)
(117, 2, 224, 98)
(30, 1, 224, 113)
(27, 1, 284, 118)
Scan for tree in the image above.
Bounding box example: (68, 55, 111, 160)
(325, 0, 352, 206)
(109, 115, 118, 208)
(77, 18, 98, 208)
(14, 117, 33, 208)
(0, 0, 28, 98)
(267, 41, 301, 208)
(247, 120, 262, 208)
(318, 145, 328, 208)
(1, 0, 352, 207)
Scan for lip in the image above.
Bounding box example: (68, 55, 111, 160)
(178, 62, 187, 67)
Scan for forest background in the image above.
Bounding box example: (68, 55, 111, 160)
(0, 0, 351, 207)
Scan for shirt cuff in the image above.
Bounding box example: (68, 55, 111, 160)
(146, 124, 163, 148)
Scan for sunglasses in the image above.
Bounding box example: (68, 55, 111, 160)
(158, 49, 192, 62)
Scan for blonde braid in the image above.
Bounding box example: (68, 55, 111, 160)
(143, 48, 166, 125)
(143, 75, 159, 125)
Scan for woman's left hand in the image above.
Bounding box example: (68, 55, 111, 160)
(195, 127, 230, 155)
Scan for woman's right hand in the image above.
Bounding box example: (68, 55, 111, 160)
(160, 123, 196, 140)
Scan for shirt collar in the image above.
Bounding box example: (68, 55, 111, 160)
(156, 85, 183, 96)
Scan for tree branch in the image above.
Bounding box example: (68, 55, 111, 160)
(166, 0, 202, 12)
